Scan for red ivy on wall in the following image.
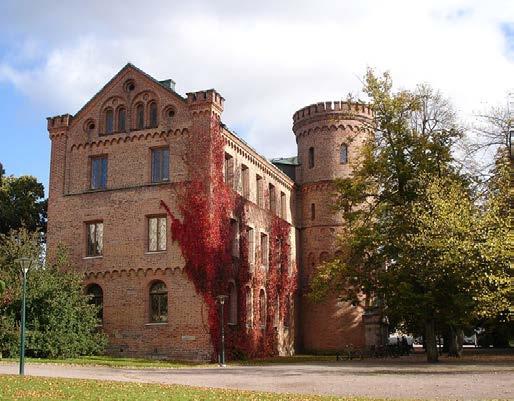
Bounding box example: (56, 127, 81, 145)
(160, 113, 296, 360)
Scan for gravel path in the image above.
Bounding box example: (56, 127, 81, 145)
(1, 360, 513, 400)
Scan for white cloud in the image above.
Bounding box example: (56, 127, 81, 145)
(0, 0, 513, 158)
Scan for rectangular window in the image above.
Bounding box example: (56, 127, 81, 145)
(86, 222, 103, 257)
(280, 192, 286, 219)
(151, 148, 170, 183)
(260, 232, 269, 270)
(268, 183, 276, 213)
(242, 164, 249, 199)
(224, 153, 234, 189)
(91, 156, 108, 190)
(256, 175, 263, 207)
(230, 218, 239, 258)
(247, 226, 255, 267)
(148, 216, 167, 252)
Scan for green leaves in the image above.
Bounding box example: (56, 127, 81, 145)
(0, 173, 47, 235)
(310, 70, 510, 360)
(0, 229, 107, 358)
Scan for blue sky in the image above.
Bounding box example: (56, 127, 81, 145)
(1, 0, 513, 196)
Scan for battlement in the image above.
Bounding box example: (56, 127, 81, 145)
(292, 101, 372, 132)
(186, 89, 225, 111)
(47, 114, 73, 131)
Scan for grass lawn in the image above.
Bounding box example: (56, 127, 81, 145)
(0, 375, 380, 401)
(0, 355, 204, 369)
(0, 354, 337, 369)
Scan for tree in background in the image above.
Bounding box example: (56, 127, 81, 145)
(0, 165, 47, 235)
(461, 105, 513, 348)
(309, 70, 510, 362)
(0, 229, 107, 358)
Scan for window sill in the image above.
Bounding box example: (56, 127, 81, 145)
(86, 188, 107, 193)
(83, 256, 103, 260)
(145, 322, 168, 326)
(145, 251, 167, 255)
(228, 323, 237, 327)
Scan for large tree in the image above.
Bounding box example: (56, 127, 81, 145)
(0, 229, 106, 358)
(310, 70, 510, 362)
(0, 167, 47, 235)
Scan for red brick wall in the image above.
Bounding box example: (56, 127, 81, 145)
(46, 65, 296, 360)
(293, 102, 372, 352)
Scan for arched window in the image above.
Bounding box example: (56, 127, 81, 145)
(105, 109, 114, 134)
(136, 104, 144, 130)
(340, 144, 348, 164)
(166, 108, 175, 126)
(310, 203, 315, 220)
(320, 252, 330, 263)
(117, 107, 126, 132)
(86, 284, 103, 322)
(149, 281, 168, 323)
(259, 289, 266, 329)
(228, 282, 237, 325)
(245, 286, 253, 328)
(308, 147, 314, 169)
(149, 102, 158, 128)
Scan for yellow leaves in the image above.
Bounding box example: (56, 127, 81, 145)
(0, 374, 362, 401)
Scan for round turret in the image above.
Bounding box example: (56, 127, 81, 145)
(294, 100, 372, 353)
(293, 101, 372, 185)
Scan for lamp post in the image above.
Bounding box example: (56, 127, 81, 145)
(216, 295, 228, 367)
(15, 257, 32, 376)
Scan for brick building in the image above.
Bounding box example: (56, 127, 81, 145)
(46, 64, 377, 360)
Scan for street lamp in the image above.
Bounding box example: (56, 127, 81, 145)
(15, 257, 32, 376)
(216, 295, 228, 367)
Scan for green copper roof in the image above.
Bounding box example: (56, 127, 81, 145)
(270, 156, 299, 166)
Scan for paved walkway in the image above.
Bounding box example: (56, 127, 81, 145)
(1, 360, 513, 400)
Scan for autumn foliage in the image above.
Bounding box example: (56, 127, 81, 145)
(161, 114, 296, 360)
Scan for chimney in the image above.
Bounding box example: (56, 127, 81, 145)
(159, 79, 176, 92)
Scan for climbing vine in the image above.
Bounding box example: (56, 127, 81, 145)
(161, 113, 296, 360)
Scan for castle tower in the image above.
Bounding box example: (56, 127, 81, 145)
(46, 113, 72, 260)
(293, 101, 373, 352)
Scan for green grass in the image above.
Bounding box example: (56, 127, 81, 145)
(0, 375, 380, 401)
(0, 356, 204, 369)
(0, 354, 338, 369)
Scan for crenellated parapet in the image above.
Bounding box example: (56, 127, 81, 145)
(47, 114, 73, 138)
(292, 101, 372, 134)
(186, 89, 224, 116)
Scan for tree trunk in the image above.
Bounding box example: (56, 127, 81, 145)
(425, 319, 439, 363)
(448, 326, 463, 357)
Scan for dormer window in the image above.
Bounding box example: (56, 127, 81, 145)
(105, 109, 114, 134)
